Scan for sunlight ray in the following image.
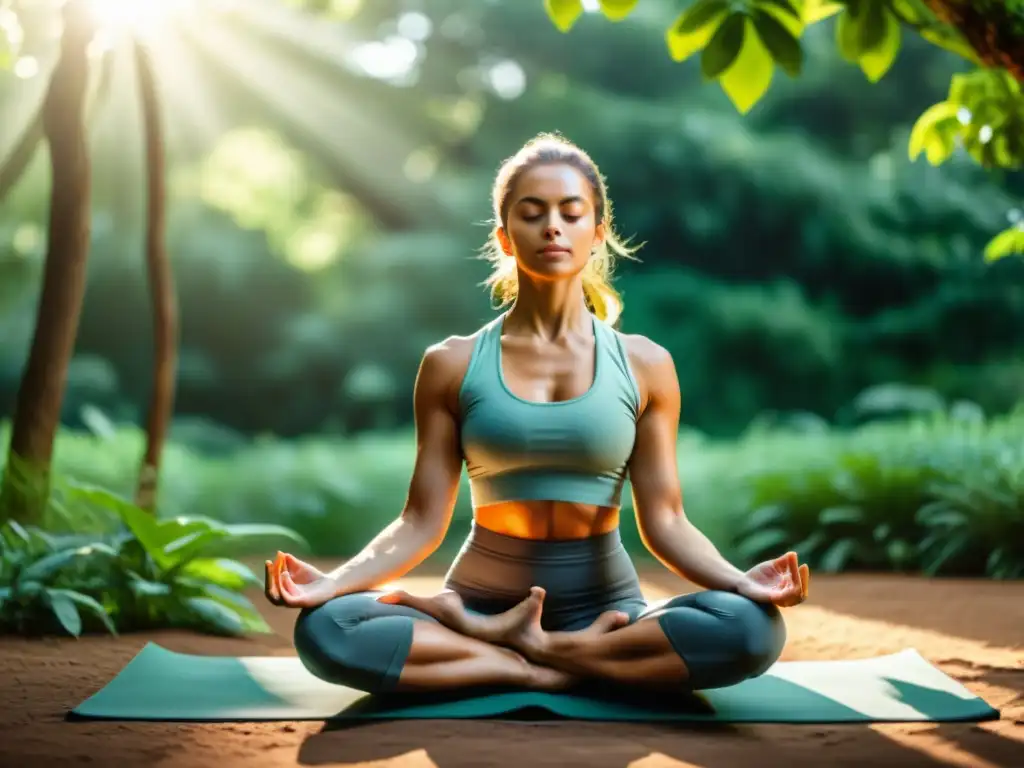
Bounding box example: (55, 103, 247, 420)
(144, 19, 234, 159)
(178, 13, 460, 229)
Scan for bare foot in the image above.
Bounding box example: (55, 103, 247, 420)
(376, 588, 543, 645)
(500, 587, 630, 665)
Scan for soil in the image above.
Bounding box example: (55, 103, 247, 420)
(1, 562, 1022, 768)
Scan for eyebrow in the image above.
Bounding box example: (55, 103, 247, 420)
(516, 195, 587, 206)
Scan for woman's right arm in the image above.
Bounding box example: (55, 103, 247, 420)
(323, 338, 470, 597)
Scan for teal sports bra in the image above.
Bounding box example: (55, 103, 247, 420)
(458, 311, 641, 508)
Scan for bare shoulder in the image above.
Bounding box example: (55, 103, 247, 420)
(616, 332, 679, 408)
(418, 327, 484, 405)
(618, 332, 675, 379)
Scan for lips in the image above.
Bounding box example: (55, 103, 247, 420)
(540, 245, 571, 256)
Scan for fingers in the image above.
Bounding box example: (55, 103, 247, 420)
(264, 559, 283, 606)
(767, 552, 808, 608)
(786, 552, 801, 584)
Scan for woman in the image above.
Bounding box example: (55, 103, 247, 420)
(264, 132, 810, 697)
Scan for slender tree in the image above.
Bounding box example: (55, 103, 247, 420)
(0, 0, 95, 524)
(132, 37, 177, 512)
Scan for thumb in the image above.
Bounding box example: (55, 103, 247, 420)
(376, 589, 411, 605)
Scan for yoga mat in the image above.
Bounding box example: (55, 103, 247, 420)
(69, 642, 1000, 724)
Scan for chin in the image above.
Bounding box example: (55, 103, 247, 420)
(522, 256, 587, 281)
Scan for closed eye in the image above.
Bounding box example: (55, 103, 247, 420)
(522, 214, 582, 223)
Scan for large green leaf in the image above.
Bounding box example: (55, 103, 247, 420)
(48, 588, 117, 635)
(855, 0, 888, 54)
(599, 0, 639, 21)
(19, 543, 117, 583)
(67, 486, 173, 567)
(835, 9, 862, 62)
(666, 0, 729, 62)
(858, 7, 901, 83)
(161, 527, 231, 566)
(801, 0, 843, 23)
(701, 12, 747, 80)
(195, 582, 271, 633)
(544, 0, 584, 32)
(818, 505, 865, 526)
(752, 9, 803, 77)
(184, 596, 247, 636)
(180, 558, 261, 590)
(908, 101, 961, 164)
(739, 503, 790, 535)
(984, 227, 1024, 262)
(677, 0, 731, 35)
(756, 0, 802, 24)
(47, 590, 83, 637)
(719, 17, 775, 114)
(818, 538, 858, 572)
(736, 527, 791, 560)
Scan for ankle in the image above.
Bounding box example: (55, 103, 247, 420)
(499, 647, 535, 687)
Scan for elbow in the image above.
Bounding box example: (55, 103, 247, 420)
(400, 506, 451, 552)
(636, 509, 690, 556)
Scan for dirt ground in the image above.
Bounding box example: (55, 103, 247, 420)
(1, 562, 1021, 768)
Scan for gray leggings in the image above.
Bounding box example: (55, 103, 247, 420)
(293, 524, 786, 694)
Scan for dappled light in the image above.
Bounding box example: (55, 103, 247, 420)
(182, 127, 369, 271)
(87, 0, 196, 34)
(1, 0, 1023, 765)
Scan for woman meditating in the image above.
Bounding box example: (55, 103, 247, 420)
(264, 132, 810, 696)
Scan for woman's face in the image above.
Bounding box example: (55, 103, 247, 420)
(499, 163, 604, 284)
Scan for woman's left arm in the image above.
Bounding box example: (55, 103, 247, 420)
(625, 336, 745, 592)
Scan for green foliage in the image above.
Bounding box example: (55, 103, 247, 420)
(543, 0, 640, 32)
(544, 0, 989, 113)
(907, 68, 1024, 260)
(542, 0, 1023, 263)
(910, 69, 1024, 170)
(984, 224, 1024, 261)
(7, 395, 1022, 583)
(732, 405, 1024, 578)
(0, 479, 309, 638)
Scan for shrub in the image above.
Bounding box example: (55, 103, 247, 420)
(0, 479, 308, 638)
(732, 407, 1024, 578)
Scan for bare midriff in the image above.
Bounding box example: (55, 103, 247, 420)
(474, 500, 620, 540)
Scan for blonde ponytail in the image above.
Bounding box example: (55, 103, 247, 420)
(481, 132, 640, 326)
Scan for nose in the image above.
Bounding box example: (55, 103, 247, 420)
(542, 216, 562, 239)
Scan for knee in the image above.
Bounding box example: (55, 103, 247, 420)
(293, 601, 360, 685)
(712, 591, 787, 677)
(658, 591, 787, 689)
(293, 594, 412, 694)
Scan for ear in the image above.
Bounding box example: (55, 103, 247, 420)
(593, 221, 606, 252)
(495, 226, 513, 257)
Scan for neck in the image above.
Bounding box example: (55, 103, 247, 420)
(505, 277, 591, 340)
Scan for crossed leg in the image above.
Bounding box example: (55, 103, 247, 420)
(382, 584, 788, 692)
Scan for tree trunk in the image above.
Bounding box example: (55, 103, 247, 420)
(0, 45, 115, 207)
(923, 0, 1024, 82)
(132, 39, 177, 513)
(0, 0, 95, 525)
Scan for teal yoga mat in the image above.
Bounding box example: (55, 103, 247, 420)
(69, 642, 1000, 724)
